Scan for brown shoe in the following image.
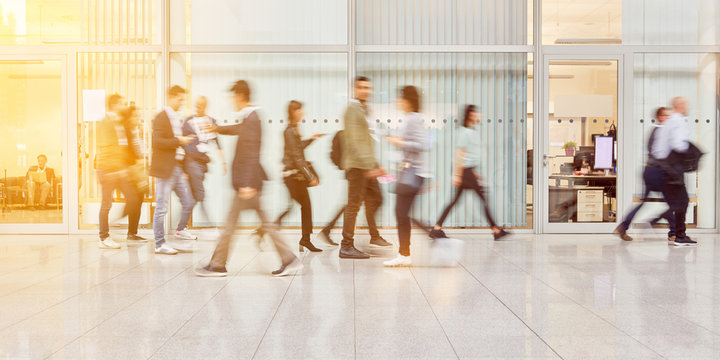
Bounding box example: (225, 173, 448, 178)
(614, 225, 633, 241)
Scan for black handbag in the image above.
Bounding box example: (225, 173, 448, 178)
(296, 161, 319, 187)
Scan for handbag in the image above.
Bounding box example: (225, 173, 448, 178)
(292, 161, 319, 187)
(393, 162, 422, 195)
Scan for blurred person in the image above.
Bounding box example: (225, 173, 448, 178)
(650, 97, 695, 246)
(95, 94, 141, 249)
(26, 154, 55, 209)
(182, 96, 227, 228)
(338, 76, 390, 260)
(430, 105, 510, 241)
(614, 107, 675, 242)
(196, 80, 301, 277)
(117, 105, 147, 242)
(273, 100, 325, 252)
(150, 85, 196, 255)
(384, 86, 428, 267)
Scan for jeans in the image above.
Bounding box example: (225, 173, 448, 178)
(275, 176, 313, 240)
(620, 166, 675, 235)
(98, 170, 140, 239)
(436, 167, 498, 228)
(209, 191, 296, 270)
(153, 165, 195, 247)
(395, 176, 424, 256)
(184, 159, 207, 202)
(341, 168, 383, 247)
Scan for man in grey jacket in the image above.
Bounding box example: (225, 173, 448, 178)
(339, 76, 389, 259)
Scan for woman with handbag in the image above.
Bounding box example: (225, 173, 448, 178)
(276, 100, 325, 252)
(430, 105, 509, 241)
(384, 86, 428, 267)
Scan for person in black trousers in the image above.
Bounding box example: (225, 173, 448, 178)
(274, 100, 327, 252)
(430, 105, 509, 241)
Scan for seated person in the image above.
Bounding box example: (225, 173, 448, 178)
(26, 154, 55, 208)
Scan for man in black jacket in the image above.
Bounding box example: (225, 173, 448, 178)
(196, 80, 300, 277)
(150, 85, 195, 255)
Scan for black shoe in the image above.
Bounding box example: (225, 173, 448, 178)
(339, 245, 370, 259)
(493, 229, 511, 241)
(127, 234, 148, 242)
(429, 229, 447, 239)
(318, 230, 339, 246)
(369, 237, 392, 247)
(613, 225, 633, 241)
(673, 236, 697, 246)
(299, 239, 322, 253)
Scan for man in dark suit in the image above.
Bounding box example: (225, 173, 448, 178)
(196, 80, 300, 277)
(26, 154, 55, 209)
(150, 85, 195, 255)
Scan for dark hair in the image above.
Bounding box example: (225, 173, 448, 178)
(355, 76, 370, 85)
(400, 86, 420, 113)
(230, 80, 251, 101)
(37, 154, 47, 161)
(287, 100, 303, 123)
(167, 85, 185, 98)
(107, 94, 123, 109)
(462, 104, 477, 128)
(655, 107, 668, 118)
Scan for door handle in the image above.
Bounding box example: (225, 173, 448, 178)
(543, 154, 550, 166)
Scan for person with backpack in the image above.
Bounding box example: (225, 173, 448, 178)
(615, 107, 675, 242)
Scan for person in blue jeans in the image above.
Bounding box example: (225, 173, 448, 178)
(150, 85, 196, 255)
(615, 108, 675, 242)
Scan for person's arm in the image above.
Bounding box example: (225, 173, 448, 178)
(396, 116, 426, 152)
(216, 124, 243, 135)
(152, 114, 181, 150)
(344, 106, 378, 170)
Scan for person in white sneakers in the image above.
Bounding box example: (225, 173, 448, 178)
(96, 94, 142, 250)
(384, 86, 428, 267)
(150, 86, 196, 255)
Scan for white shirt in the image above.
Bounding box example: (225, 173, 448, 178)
(164, 106, 185, 160)
(651, 112, 689, 160)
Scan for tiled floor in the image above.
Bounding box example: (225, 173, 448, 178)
(1, 230, 720, 359)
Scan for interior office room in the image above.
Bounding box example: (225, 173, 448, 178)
(0, 0, 719, 359)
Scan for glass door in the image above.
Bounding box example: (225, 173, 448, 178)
(0, 56, 68, 233)
(542, 56, 622, 233)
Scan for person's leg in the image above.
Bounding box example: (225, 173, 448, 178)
(288, 179, 313, 239)
(27, 180, 36, 206)
(395, 192, 415, 257)
(435, 186, 465, 228)
(184, 160, 206, 204)
(153, 175, 176, 247)
(341, 169, 368, 248)
(172, 166, 196, 231)
(253, 195, 297, 266)
(126, 188, 144, 236)
(116, 178, 141, 236)
(363, 177, 382, 239)
(39, 182, 51, 206)
(468, 180, 498, 228)
(208, 192, 247, 270)
(98, 172, 116, 239)
(662, 182, 688, 239)
(275, 177, 297, 226)
(323, 206, 346, 233)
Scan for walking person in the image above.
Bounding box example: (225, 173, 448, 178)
(118, 104, 148, 242)
(651, 97, 696, 246)
(614, 107, 675, 241)
(196, 80, 301, 277)
(274, 100, 325, 252)
(430, 105, 510, 241)
(339, 76, 390, 259)
(96, 94, 142, 249)
(182, 96, 227, 228)
(384, 86, 428, 267)
(150, 85, 196, 255)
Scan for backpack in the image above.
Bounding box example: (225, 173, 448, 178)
(330, 130, 344, 170)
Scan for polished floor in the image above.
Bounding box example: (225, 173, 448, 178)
(1, 230, 720, 359)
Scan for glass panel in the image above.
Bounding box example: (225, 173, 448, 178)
(357, 0, 532, 45)
(632, 53, 717, 229)
(0, 0, 160, 45)
(547, 60, 618, 224)
(543, 0, 720, 45)
(356, 52, 531, 228)
(170, 0, 347, 45)
(0, 59, 63, 224)
(170, 53, 348, 227)
(77, 53, 161, 231)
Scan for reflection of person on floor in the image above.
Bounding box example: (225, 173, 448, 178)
(26, 154, 55, 209)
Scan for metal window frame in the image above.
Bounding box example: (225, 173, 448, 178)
(1, 0, 718, 234)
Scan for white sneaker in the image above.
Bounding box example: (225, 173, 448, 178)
(155, 244, 178, 255)
(272, 258, 304, 277)
(98, 237, 121, 249)
(383, 254, 412, 267)
(175, 228, 198, 240)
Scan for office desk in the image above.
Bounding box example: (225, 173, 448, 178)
(549, 174, 616, 188)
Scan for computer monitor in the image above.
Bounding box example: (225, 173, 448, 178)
(573, 146, 594, 170)
(594, 136, 614, 169)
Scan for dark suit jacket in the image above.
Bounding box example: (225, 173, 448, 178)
(149, 110, 182, 179)
(218, 109, 268, 191)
